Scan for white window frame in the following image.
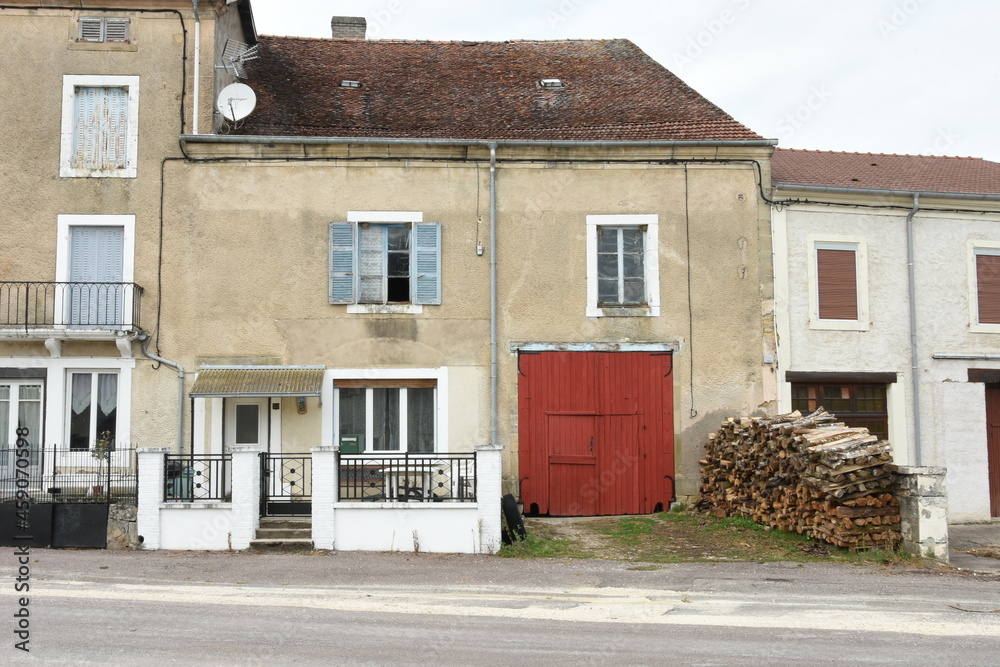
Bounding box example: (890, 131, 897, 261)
(807, 235, 869, 331)
(55, 215, 136, 330)
(60, 75, 140, 178)
(969, 241, 1000, 333)
(344, 211, 424, 314)
(586, 214, 660, 318)
(330, 367, 448, 454)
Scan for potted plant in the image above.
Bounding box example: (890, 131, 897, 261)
(91, 430, 113, 498)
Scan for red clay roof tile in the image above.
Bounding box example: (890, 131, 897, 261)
(772, 148, 1000, 196)
(236, 36, 763, 142)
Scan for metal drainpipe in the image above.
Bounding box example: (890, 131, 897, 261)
(489, 143, 498, 450)
(140, 336, 185, 453)
(906, 193, 922, 466)
(191, 0, 201, 135)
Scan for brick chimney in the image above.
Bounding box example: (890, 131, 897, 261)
(331, 16, 367, 39)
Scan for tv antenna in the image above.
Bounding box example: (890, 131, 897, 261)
(216, 39, 260, 79)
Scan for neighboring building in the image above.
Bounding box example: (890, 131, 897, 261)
(772, 148, 1000, 522)
(1, 1, 779, 549)
(0, 1, 252, 476)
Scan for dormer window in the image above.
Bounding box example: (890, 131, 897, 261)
(539, 78, 566, 88)
(79, 17, 130, 43)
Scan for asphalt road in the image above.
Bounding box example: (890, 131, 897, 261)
(4, 549, 1000, 665)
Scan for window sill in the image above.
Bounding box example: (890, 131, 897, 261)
(587, 305, 658, 318)
(809, 319, 870, 332)
(970, 322, 1000, 334)
(346, 304, 424, 315)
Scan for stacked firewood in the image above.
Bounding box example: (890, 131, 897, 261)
(696, 409, 901, 550)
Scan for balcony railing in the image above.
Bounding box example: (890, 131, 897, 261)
(339, 452, 477, 502)
(0, 281, 143, 333)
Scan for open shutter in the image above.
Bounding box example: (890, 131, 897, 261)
(412, 223, 441, 305)
(329, 222, 356, 304)
(977, 252, 1000, 324)
(817, 246, 858, 320)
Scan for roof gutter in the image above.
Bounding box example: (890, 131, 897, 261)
(773, 182, 1000, 202)
(180, 134, 778, 149)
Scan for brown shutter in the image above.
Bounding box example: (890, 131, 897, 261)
(817, 248, 858, 320)
(977, 253, 1000, 324)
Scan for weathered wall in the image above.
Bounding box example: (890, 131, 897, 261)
(161, 148, 774, 500)
(775, 198, 1000, 520)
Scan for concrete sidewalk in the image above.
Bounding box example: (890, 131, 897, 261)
(949, 522, 1000, 572)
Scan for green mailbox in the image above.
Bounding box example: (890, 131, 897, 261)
(339, 434, 364, 453)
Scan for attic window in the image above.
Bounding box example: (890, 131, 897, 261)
(341, 80, 362, 88)
(79, 17, 130, 43)
(539, 78, 566, 88)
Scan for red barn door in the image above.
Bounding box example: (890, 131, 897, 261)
(517, 351, 674, 516)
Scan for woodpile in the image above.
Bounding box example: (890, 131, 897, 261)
(696, 409, 901, 550)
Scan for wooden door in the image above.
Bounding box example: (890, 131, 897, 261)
(546, 415, 598, 516)
(987, 385, 1000, 517)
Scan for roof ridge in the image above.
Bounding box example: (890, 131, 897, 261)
(258, 34, 627, 46)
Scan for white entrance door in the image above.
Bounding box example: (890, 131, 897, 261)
(0, 381, 44, 472)
(225, 399, 268, 451)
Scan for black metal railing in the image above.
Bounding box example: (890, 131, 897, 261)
(163, 454, 231, 502)
(339, 452, 477, 502)
(0, 281, 144, 332)
(0, 445, 137, 504)
(261, 453, 312, 516)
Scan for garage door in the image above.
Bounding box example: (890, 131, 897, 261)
(517, 351, 674, 516)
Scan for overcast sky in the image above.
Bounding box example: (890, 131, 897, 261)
(249, 1, 1000, 162)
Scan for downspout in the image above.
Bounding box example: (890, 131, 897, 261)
(140, 336, 185, 453)
(906, 193, 921, 465)
(489, 143, 498, 450)
(191, 0, 201, 135)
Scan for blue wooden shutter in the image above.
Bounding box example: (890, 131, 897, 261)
(412, 223, 441, 305)
(69, 226, 124, 326)
(329, 222, 357, 304)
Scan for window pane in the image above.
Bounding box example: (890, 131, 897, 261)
(597, 227, 619, 253)
(386, 226, 409, 251)
(622, 252, 644, 279)
(598, 278, 618, 304)
(70, 373, 92, 450)
(387, 251, 409, 278)
(359, 225, 384, 302)
(235, 404, 259, 445)
(407, 388, 435, 453)
(338, 388, 366, 445)
(597, 253, 618, 280)
(96, 374, 117, 447)
(372, 388, 400, 451)
(621, 228, 643, 253)
(0, 387, 8, 449)
(622, 278, 645, 304)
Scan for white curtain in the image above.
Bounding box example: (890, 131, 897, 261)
(71, 373, 92, 415)
(97, 374, 117, 415)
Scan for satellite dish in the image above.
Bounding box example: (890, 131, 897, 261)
(217, 83, 257, 122)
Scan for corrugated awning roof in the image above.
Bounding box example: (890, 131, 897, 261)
(189, 366, 325, 398)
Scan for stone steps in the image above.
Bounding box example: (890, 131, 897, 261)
(249, 517, 313, 551)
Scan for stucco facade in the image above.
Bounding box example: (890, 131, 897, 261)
(2, 1, 778, 519)
(773, 191, 1000, 522)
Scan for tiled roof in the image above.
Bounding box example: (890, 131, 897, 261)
(236, 37, 763, 142)
(772, 148, 1000, 196)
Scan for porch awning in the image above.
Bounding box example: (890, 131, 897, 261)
(189, 366, 325, 398)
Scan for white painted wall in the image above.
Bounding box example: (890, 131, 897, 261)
(159, 506, 235, 550)
(333, 505, 482, 553)
(774, 199, 1000, 521)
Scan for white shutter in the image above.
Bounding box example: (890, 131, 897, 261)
(104, 19, 130, 42)
(79, 18, 104, 42)
(69, 226, 125, 327)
